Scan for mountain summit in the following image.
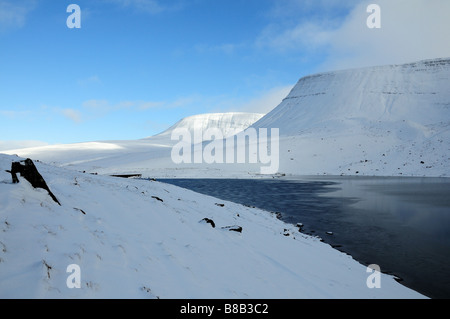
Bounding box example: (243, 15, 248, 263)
(155, 112, 264, 138)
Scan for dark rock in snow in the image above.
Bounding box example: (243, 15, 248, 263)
(73, 207, 86, 215)
(110, 174, 142, 179)
(271, 212, 282, 219)
(152, 196, 164, 202)
(6, 158, 60, 205)
(221, 225, 242, 233)
(201, 218, 215, 228)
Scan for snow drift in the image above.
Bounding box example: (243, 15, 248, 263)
(0, 154, 425, 298)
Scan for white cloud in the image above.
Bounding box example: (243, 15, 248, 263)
(201, 85, 293, 114)
(267, 0, 361, 18)
(322, 0, 450, 70)
(77, 75, 101, 87)
(256, 21, 333, 53)
(258, 0, 450, 71)
(0, 110, 30, 118)
(137, 101, 164, 110)
(195, 43, 240, 55)
(82, 99, 109, 110)
(78, 90, 289, 122)
(81, 97, 195, 115)
(236, 85, 294, 114)
(0, 0, 35, 32)
(106, 0, 187, 14)
(112, 0, 164, 14)
(61, 108, 82, 123)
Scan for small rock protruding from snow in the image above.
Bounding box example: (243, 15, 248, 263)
(221, 225, 243, 233)
(271, 212, 282, 220)
(200, 218, 216, 228)
(151, 196, 164, 202)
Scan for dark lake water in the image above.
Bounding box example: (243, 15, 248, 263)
(159, 176, 450, 299)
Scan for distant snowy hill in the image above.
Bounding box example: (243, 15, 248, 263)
(0, 154, 425, 298)
(4, 113, 264, 177)
(155, 112, 264, 138)
(252, 58, 450, 177)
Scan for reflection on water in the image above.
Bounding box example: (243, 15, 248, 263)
(159, 176, 450, 299)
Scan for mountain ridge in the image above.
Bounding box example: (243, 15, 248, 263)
(250, 57, 450, 177)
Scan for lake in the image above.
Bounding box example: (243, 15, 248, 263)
(159, 176, 450, 299)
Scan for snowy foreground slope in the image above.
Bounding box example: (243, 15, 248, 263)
(5, 58, 449, 178)
(253, 58, 450, 177)
(0, 154, 425, 298)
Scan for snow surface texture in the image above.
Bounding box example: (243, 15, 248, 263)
(4, 58, 449, 178)
(0, 154, 425, 298)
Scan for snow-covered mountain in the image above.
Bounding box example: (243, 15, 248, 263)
(252, 58, 450, 177)
(155, 112, 264, 138)
(4, 58, 449, 177)
(2, 58, 447, 298)
(0, 154, 425, 298)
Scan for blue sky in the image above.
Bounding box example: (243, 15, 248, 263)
(1, 0, 449, 148)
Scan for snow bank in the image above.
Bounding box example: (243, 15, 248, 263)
(0, 154, 425, 298)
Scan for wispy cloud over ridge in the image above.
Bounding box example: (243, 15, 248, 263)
(256, 0, 450, 71)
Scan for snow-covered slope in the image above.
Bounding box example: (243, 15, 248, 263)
(0, 154, 425, 298)
(4, 113, 264, 177)
(252, 58, 450, 177)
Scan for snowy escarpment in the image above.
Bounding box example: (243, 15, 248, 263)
(155, 112, 265, 138)
(0, 154, 425, 298)
(252, 58, 450, 177)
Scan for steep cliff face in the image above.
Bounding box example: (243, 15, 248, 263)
(252, 58, 450, 176)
